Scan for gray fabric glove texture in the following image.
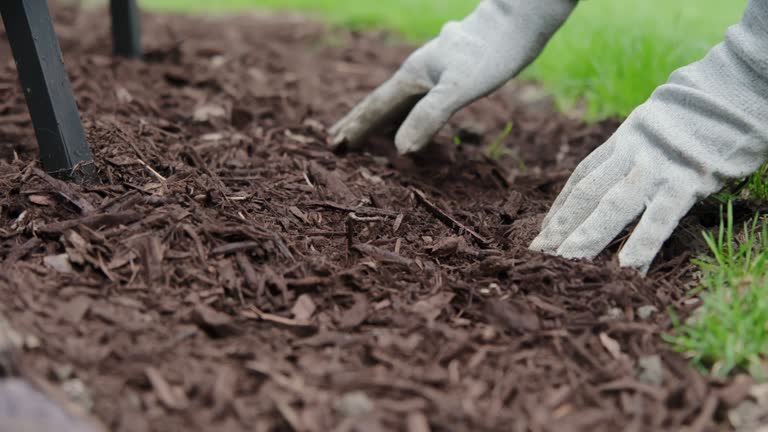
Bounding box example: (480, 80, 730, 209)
(330, 0, 576, 154)
(0, 378, 98, 432)
(530, 0, 768, 274)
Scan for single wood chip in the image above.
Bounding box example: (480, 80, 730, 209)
(599, 332, 626, 361)
(192, 304, 239, 337)
(145, 367, 189, 410)
(353, 243, 414, 267)
(33, 168, 96, 214)
(37, 212, 142, 235)
(393, 213, 404, 233)
(288, 206, 310, 224)
(244, 306, 315, 328)
(339, 295, 370, 330)
(212, 241, 262, 255)
(235, 253, 260, 292)
(291, 294, 317, 324)
(211, 366, 238, 414)
(28, 194, 55, 206)
(407, 412, 431, 432)
(306, 201, 398, 217)
(411, 293, 455, 323)
(411, 188, 490, 245)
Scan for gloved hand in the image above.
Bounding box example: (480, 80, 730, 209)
(330, 0, 576, 154)
(530, 0, 768, 275)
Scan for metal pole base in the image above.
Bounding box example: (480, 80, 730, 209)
(0, 0, 94, 182)
(110, 0, 143, 59)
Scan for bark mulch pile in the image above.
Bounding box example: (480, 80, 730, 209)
(0, 5, 752, 432)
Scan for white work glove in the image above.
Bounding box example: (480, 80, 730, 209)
(330, 0, 576, 154)
(530, 0, 768, 275)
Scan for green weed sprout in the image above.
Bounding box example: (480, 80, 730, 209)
(746, 162, 768, 200)
(485, 121, 513, 161)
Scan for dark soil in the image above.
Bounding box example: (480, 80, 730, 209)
(0, 5, 742, 432)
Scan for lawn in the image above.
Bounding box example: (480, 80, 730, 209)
(138, 0, 748, 119)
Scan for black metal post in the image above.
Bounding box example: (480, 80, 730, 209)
(110, 0, 143, 58)
(0, 0, 93, 181)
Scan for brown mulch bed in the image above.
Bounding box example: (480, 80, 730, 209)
(0, 5, 745, 431)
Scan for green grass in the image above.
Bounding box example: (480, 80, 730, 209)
(667, 203, 768, 377)
(138, 0, 476, 41)
(136, 0, 748, 119)
(709, 162, 768, 203)
(526, 0, 748, 119)
(746, 163, 768, 200)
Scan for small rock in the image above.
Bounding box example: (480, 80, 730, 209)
(115, 86, 133, 104)
(601, 307, 624, 322)
(637, 355, 664, 386)
(210, 55, 227, 68)
(28, 194, 55, 206)
(24, 334, 41, 350)
(480, 325, 497, 342)
(335, 391, 374, 417)
(193, 104, 226, 122)
(200, 132, 225, 142)
(637, 305, 659, 320)
(750, 382, 768, 405)
(43, 254, 74, 273)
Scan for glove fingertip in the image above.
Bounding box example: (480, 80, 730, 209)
(330, 123, 367, 150)
(618, 249, 652, 277)
(395, 138, 424, 156)
(394, 111, 446, 154)
(329, 133, 348, 151)
(328, 121, 342, 136)
(528, 234, 558, 254)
